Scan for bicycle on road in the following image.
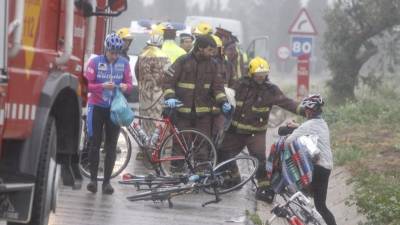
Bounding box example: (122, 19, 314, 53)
(119, 155, 259, 208)
(79, 106, 218, 179)
(266, 189, 326, 225)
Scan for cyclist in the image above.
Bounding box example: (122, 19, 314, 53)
(285, 94, 337, 225)
(85, 32, 133, 194)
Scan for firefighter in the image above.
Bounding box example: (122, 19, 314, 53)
(211, 35, 235, 88)
(211, 34, 235, 146)
(217, 56, 303, 198)
(163, 34, 231, 162)
(116, 27, 133, 61)
(224, 40, 246, 81)
(161, 23, 186, 63)
(215, 27, 234, 47)
(85, 32, 133, 194)
(192, 22, 213, 36)
(179, 33, 194, 52)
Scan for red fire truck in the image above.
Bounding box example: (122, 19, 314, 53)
(0, 0, 127, 224)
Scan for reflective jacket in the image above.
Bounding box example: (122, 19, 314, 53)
(161, 40, 186, 63)
(163, 52, 228, 118)
(230, 77, 302, 134)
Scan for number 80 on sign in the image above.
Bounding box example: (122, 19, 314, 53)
(291, 36, 312, 57)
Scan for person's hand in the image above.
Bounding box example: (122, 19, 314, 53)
(286, 120, 299, 128)
(164, 99, 182, 108)
(222, 102, 232, 114)
(120, 83, 128, 92)
(102, 81, 115, 90)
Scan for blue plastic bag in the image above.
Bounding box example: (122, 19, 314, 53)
(110, 88, 134, 126)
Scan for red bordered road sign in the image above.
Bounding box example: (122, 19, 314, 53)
(289, 8, 318, 36)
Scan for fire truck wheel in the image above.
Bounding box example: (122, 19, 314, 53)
(9, 116, 59, 225)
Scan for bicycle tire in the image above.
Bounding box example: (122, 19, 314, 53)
(203, 155, 259, 195)
(79, 127, 132, 180)
(288, 200, 324, 225)
(158, 129, 217, 176)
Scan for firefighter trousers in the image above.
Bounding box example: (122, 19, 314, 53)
(174, 114, 213, 165)
(218, 131, 267, 181)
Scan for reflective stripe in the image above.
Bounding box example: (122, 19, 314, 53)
(215, 93, 226, 100)
(177, 107, 191, 113)
(177, 107, 212, 113)
(252, 106, 269, 113)
(204, 84, 210, 89)
(232, 120, 268, 132)
(177, 82, 195, 89)
(196, 107, 212, 113)
(164, 89, 175, 96)
(236, 101, 243, 107)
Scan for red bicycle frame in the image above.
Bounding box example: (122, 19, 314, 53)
(128, 114, 190, 165)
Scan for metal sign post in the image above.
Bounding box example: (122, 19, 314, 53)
(289, 8, 317, 100)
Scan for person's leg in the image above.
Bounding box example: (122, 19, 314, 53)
(102, 112, 121, 194)
(217, 132, 248, 186)
(246, 131, 275, 203)
(192, 115, 214, 163)
(170, 116, 192, 171)
(245, 132, 267, 181)
(312, 165, 337, 225)
(218, 132, 247, 163)
(211, 114, 225, 148)
(87, 105, 106, 193)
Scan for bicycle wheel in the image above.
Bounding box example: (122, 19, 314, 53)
(158, 129, 217, 176)
(288, 200, 324, 225)
(79, 128, 132, 180)
(203, 155, 258, 195)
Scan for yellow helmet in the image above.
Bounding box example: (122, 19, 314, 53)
(211, 35, 223, 48)
(193, 22, 213, 35)
(248, 57, 270, 76)
(116, 27, 133, 40)
(150, 23, 165, 35)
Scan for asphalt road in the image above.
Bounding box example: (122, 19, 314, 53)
(48, 140, 258, 225)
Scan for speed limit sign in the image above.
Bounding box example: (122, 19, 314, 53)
(291, 36, 312, 57)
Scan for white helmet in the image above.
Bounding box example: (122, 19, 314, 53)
(147, 34, 163, 47)
(301, 94, 324, 110)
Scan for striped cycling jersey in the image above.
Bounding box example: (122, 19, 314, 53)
(85, 55, 133, 108)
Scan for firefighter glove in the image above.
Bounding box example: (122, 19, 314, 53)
(164, 99, 182, 108)
(222, 102, 232, 114)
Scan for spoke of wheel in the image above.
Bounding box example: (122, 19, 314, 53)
(195, 136, 207, 152)
(180, 132, 190, 153)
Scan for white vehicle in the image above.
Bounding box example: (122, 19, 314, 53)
(185, 16, 269, 60)
(185, 16, 244, 43)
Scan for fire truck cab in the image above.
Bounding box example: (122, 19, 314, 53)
(0, 1, 127, 224)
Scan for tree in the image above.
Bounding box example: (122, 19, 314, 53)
(323, 0, 400, 103)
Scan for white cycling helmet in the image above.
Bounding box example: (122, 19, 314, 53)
(301, 94, 324, 110)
